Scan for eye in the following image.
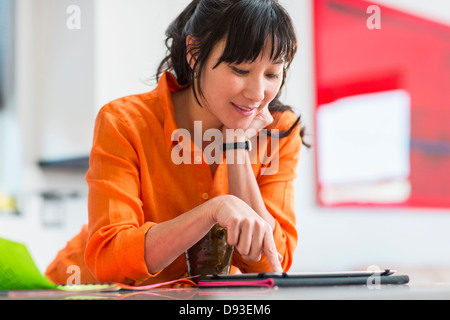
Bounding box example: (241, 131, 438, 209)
(266, 73, 280, 80)
(231, 66, 249, 76)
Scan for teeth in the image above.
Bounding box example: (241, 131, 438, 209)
(235, 104, 252, 111)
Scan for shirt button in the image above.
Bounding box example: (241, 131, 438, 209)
(202, 193, 209, 200)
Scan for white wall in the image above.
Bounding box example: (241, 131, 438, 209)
(94, 0, 191, 109)
(37, 0, 96, 161)
(2, 0, 450, 275)
(0, 0, 92, 272)
(0, 0, 20, 194)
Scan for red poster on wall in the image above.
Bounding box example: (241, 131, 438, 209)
(314, 0, 450, 208)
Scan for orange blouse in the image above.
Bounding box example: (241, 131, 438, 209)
(45, 71, 302, 286)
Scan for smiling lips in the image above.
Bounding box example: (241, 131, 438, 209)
(232, 102, 257, 116)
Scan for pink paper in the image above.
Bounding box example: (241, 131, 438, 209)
(198, 279, 275, 288)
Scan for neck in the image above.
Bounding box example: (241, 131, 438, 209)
(172, 88, 223, 139)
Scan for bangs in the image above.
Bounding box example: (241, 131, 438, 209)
(215, 0, 297, 67)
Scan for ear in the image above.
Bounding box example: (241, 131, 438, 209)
(186, 35, 200, 71)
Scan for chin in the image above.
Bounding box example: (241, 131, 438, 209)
(224, 122, 252, 132)
(222, 117, 253, 131)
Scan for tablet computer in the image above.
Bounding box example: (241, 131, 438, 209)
(207, 269, 396, 280)
(199, 269, 409, 288)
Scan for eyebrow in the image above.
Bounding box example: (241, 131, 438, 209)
(272, 59, 285, 65)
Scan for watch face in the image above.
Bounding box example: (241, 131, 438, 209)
(246, 141, 252, 152)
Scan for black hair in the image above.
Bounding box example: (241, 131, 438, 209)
(157, 0, 309, 147)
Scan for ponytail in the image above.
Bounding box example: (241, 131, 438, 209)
(156, 0, 200, 85)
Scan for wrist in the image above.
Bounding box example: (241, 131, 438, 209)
(225, 146, 249, 165)
(222, 127, 246, 144)
(208, 195, 227, 224)
(205, 195, 227, 225)
(222, 140, 252, 153)
(210, 194, 245, 221)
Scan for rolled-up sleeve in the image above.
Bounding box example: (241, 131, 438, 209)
(85, 110, 155, 284)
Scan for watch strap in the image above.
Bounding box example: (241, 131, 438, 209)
(222, 140, 252, 152)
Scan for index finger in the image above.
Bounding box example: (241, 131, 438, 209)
(263, 230, 283, 272)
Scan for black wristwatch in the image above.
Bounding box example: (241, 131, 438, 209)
(222, 140, 252, 152)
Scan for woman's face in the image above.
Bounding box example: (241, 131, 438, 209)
(196, 39, 285, 130)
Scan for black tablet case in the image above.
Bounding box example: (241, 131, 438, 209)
(199, 271, 410, 288)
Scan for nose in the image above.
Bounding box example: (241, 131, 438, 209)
(243, 76, 265, 104)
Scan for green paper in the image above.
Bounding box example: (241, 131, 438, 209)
(0, 238, 57, 290)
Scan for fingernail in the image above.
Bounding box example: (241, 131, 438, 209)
(278, 253, 283, 262)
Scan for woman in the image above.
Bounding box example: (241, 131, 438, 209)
(46, 0, 307, 286)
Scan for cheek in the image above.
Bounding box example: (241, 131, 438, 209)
(264, 81, 283, 104)
(204, 76, 243, 103)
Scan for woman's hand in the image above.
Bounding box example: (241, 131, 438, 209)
(211, 195, 282, 272)
(246, 106, 274, 137)
(223, 106, 274, 142)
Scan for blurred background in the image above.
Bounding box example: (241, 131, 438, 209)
(0, 0, 449, 285)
